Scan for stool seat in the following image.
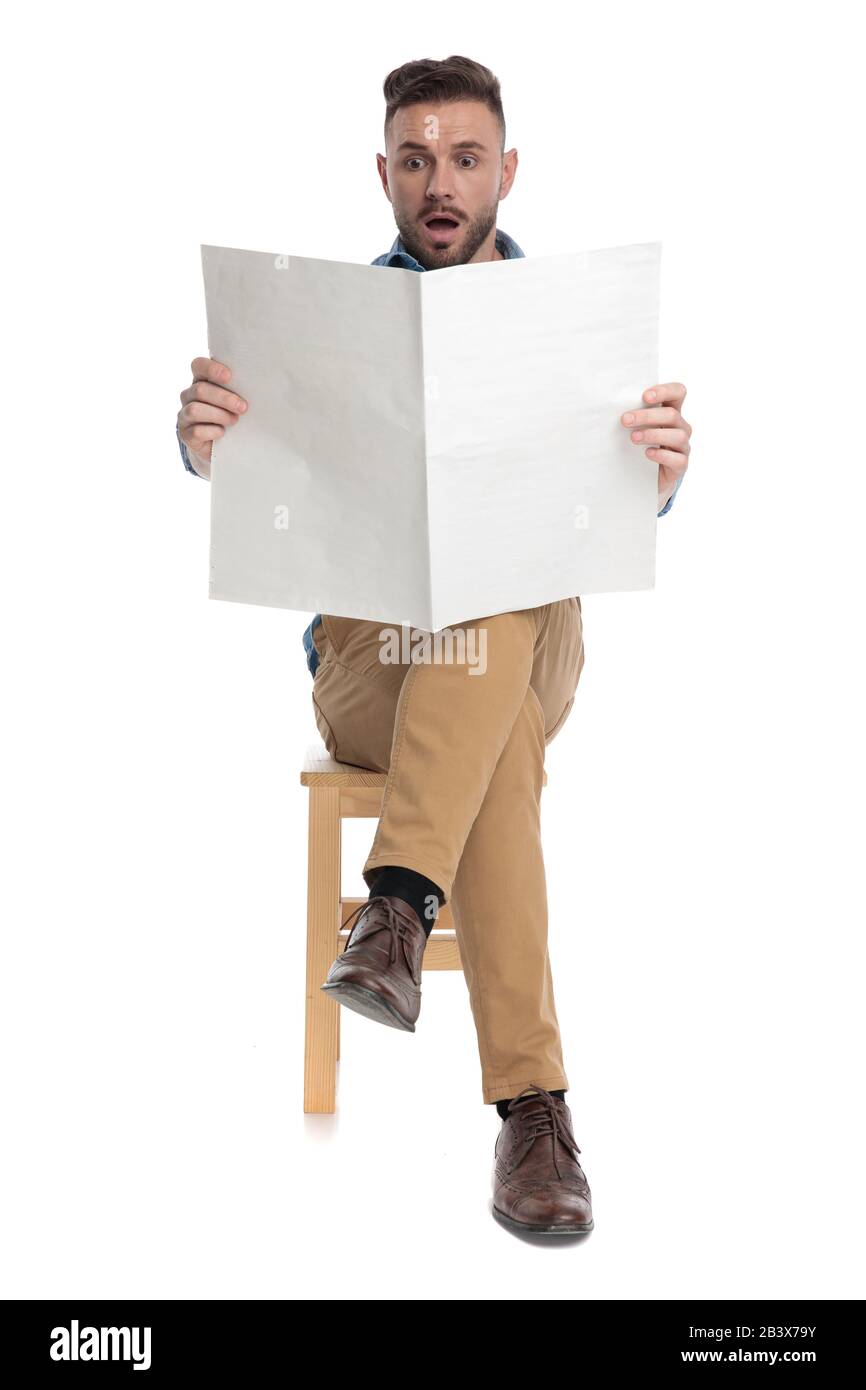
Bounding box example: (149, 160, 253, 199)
(301, 742, 547, 787)
(301, 744, 390, 786)
(300, 741, 547, 1112)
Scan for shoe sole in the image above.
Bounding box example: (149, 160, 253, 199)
(492, 1205, 594, 1237)
(320, 981, 416, 1033)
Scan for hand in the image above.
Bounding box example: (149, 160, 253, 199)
(177, 357, 248, 480)
(620, 382, 691, 512)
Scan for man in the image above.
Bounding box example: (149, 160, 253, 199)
(176, 56, 692, 1237)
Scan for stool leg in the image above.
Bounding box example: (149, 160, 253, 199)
(304, 785, 341, 1113)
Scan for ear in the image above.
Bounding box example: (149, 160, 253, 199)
(498, 147, 518, 201)
(376, 152, 392, 202)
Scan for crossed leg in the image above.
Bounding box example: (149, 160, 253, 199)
(310, 598, 584, 1101)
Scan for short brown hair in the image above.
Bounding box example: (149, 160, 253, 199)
(383, 56, 506, 151)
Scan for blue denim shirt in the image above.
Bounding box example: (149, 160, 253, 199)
(177, 229, 683, 677)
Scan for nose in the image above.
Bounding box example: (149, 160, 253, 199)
(425, 166, 456, 203)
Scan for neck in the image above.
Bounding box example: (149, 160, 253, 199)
(472, 227, 501, 263)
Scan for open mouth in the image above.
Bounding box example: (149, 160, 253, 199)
(422, 212, 461, 241)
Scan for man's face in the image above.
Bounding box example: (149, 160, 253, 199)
(377, 100, 518, 269)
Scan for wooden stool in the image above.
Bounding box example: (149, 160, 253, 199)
(301, 741, 547, 1113)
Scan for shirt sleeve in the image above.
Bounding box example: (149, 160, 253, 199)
(176, 422, 204, 477)
(657, 473, 684, 517)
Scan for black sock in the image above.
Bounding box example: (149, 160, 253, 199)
(496, 1089, 566, 1121)
(367, 865, 444, 939)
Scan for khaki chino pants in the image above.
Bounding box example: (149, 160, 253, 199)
(309, 598, 585, 1105)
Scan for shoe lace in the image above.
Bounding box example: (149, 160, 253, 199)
(507, 1083, 582, 1180)
(342, 895, 422, 978)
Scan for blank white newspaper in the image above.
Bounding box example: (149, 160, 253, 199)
(203, 240, 661, 632)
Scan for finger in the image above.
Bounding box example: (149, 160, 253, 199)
(621, 405, 681, 429)
(180, 379, 247, 415)
(190, 356, 233, 386)
(645, 445, 688, 476)
(641, 381, 686, 408)
(179, 401, 241, 430)
(628, 426, 690, 451)
(181, 422, 227, 449)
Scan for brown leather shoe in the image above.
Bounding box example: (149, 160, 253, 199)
(320, 895, 426, 1032)
(492, 1083, 594, 1235)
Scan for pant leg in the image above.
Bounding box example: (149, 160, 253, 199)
(448, 684, 570, 1102)
(446, 598, 584, 1101)
(309, 614, 405, 774)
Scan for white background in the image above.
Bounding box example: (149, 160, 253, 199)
(2, 0, 863, 1301)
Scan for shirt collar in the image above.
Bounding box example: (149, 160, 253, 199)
(373, 227, 525, 270)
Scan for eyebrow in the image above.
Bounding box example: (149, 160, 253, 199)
(395, 139, 489, 153)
